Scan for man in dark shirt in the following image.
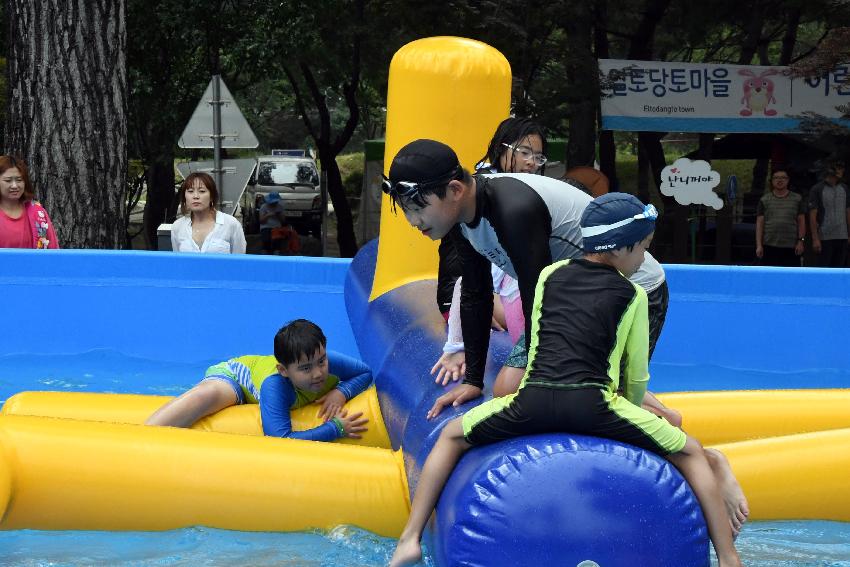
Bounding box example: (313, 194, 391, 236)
(808, 161, 850, 267)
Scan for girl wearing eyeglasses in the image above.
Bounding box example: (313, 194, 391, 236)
(476, 117, 548, 175)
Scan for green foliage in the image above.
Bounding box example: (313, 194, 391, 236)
(338, 152, 365, 198)
(0, 57, 6, 140)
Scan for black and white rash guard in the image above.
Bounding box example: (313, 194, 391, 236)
(450, 173, 665, 389)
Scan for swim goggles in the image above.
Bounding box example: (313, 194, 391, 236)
(581, 204, 658, 238)
(502, 143, 548, 166)
(381, 166, 462, 199)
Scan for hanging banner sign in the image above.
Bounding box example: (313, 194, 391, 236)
(600, 59, 850, 133)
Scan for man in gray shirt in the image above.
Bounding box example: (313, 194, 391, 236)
(756, 168, 805, 267)
(808, 161, 850, 267)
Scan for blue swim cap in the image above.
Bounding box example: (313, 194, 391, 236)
(580, 193, 657, 252)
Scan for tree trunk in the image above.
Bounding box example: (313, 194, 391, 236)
(319, 148, 357, 258)
(738, 2, 764, 66)
(594, 0, 617, 187)
(625, 0, 678, 259)
(4, 0, 127, 249)
(627, 0, 673, 60)
(563, 2, 596, 169)
(280, 0, 363, 258)
(639, 131, 687, 262)
(636, 138, 652, 205)
(142, 158, 177, 250)
(779, 7, 802, 66)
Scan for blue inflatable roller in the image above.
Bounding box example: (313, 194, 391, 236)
(346, 241, 709, 567)
(431, 434, 708, 566)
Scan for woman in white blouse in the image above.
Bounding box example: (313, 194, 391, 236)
(171, 172, 246, 254)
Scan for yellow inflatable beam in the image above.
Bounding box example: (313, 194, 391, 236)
(657, 389, 850, 446)
(715, 428, 850, 522)
(1, 387, 391, 449)
(0, 414, 409, 536)
(371, 36, 511, 300)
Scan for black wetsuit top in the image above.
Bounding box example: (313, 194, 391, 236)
(524, 259, 649, 404)
(453, 174, 588, 388)
(447, 173, 664, 389)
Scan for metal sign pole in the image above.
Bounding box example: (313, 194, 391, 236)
(211, 74, 224, 209)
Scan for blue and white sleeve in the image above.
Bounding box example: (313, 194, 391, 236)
(328, 350, 373, 401)
(259, 375, 340, 441)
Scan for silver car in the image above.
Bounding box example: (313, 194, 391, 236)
(249, 155, 322, 236)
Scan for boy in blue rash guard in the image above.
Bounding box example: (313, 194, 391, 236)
(146, 319, 369, 441)
(389, 194, 742, 567)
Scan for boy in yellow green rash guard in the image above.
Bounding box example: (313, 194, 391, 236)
(146, 319, 369, 441)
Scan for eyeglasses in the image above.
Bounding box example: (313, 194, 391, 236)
(502, 143, 547, 166)
(581, 204, 658, 238)
(381, 166, 462, 200)
(381, 178, 421, 198)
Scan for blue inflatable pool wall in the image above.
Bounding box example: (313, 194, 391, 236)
(5, 245, 850, 566)
(2, 249, 357, 362)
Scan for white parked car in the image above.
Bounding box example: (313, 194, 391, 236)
(245, 152, 322, 236)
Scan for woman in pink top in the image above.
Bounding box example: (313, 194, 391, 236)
(0, 156, 59, 249)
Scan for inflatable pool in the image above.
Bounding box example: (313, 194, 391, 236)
(2, 37, 849, 566)
(3, 240, 850, 567)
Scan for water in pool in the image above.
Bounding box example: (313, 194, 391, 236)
(1, 350, 848, 567)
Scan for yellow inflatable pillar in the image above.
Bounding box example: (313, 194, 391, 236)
(371, 36, 511, 300)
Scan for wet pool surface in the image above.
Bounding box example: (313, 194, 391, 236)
(1, 351, 848, 566)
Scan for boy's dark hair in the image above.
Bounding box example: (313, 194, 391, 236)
(274, 319, 327, 365)
(481, 117, 548, 174)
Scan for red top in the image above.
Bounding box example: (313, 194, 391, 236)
(0, 207, 33, 248)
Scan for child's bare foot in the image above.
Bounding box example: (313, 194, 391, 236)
(389, 534, 422, 567)
(705, 448, 750, 536)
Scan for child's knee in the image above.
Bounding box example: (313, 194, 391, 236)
(664, 407, 683, 428)
(680, 434, 704, 456)
(193, 380, 237, 408)
(704, 447, 728, 467)
(439, 416, 467, 442)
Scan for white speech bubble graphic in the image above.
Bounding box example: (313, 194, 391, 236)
(660, 158, 723, 210)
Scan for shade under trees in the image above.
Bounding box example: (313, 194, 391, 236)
(4, 0, 849, 260)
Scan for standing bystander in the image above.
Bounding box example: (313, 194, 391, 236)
(0, 156, 59, 249)
(755, 168, 805, 266)
(808, 161, 850, 267)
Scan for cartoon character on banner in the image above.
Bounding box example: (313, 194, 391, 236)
(739, 69, 779, 117)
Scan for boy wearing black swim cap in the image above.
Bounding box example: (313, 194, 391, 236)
(384, 139, 670, 422)
(389, 193, 742, 567)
